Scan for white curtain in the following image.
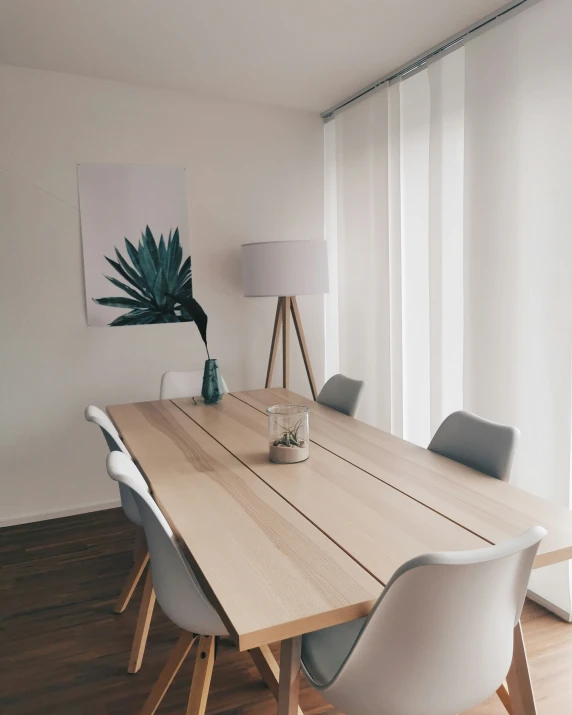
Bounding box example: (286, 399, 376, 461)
(326, 50, 465, 445)
(325, 0, 572, 616)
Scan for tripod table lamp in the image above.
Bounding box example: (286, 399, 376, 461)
(241, 240, 329, 400)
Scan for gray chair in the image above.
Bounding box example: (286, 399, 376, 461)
(301, 527, 545, 715)
(428, 410, 520, 482)
(317, 374, 365, 418)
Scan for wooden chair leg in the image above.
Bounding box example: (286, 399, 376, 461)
(114, 547, 149, 614)
(278, 637, 302, 715)
(249, 644, 304, 715)
(497, 682, 512, 714)
(506, 621, 537, 715)
(128, 569, 156, 674)
(186, 634, 216, 715)
(141, 631, 197, 715)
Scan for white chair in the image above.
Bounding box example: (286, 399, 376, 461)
(160, 369, 229, 400)
(428, 410, 520, 482)
(301, 526, 546, 715)
(85, 406, 155, 673)
(106, 451, 228, 715)
(317, 374, 365, 418)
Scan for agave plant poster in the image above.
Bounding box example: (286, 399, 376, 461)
(78, 163, 194, 327)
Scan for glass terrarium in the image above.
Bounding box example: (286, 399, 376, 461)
(266, 405, 310, 464)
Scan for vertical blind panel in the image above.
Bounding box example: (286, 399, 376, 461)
(464, 0, 572, 610)
(400, 70, 431, 446)
(428, 50, 465, 436)
(323, 120, 340, 379)
(335, 90, 392, 430)
(388, 82, 404, 437)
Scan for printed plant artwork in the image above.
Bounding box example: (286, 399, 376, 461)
(95, 226, 198, 326)
(78, 163, 194, 327)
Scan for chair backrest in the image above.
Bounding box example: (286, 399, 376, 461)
(428, 410, 520, 482)
(106, 451, 227, 637)
(85, 405, 129, 454)
(85, 405, 144, 525)
(160, 369, 229, 400)
(317, 374, 365, 418)
(312, 527, 545, 715)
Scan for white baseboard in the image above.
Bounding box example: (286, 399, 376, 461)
(527, 588, 572, 623)
(0, 498, 122, 528)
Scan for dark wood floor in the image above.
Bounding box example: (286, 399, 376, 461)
(1, 509, 571, 715)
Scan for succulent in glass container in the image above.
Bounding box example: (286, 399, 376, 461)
(267, 405, 310, 464)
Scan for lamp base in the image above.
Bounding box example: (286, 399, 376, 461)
(265, 296, 317, 400)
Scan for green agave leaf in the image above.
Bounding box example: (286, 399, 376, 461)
(105, 257, 150, 299)
(115, 248, 152, 297)
(174, 293, 208, 355)
(152, 267, 168, 307)
(137, 239, 159, 290)
(143, 226, 160, 269)
(173, 256, 192, 294)
(94, 296, 145, 309)
(158, 234, 167, 268)
(165, 229, 182, 288)
(103, 275, 154, 306)
(124, 238, 151, 291)
(109, 310, 159, 326)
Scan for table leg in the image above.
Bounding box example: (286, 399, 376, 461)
(506, 621, 537, 715)
(278, 636, 302, 715)
(249, 644, 304, 715)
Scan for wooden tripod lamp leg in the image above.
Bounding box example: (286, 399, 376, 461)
(265, 295, 318, 399)
(290, 297, 317, 400)
(266, 298, 284, 389)
(282, 297, 291, 389)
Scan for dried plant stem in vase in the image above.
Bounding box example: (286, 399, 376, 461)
(267, 405, 310, 464)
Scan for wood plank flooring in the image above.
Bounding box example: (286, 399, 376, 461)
(1, 508, 571, 714)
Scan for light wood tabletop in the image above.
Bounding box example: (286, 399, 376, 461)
(108, 388, 572, 715)
(233, 388, 572, 569)
(172, 395, 488, 584)
(106, 399, 379, 651)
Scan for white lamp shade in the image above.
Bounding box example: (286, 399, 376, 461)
(241, 240, 329, 297)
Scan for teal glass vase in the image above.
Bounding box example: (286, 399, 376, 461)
(202, 359, 223, 405)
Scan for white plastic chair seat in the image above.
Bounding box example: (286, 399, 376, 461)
(302, 617, 366, 687)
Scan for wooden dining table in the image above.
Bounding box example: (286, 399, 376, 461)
(107, 388, 572, 715)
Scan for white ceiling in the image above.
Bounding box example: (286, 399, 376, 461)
(0, 0, 506, 113)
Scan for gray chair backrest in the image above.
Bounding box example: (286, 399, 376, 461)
(106, 451, 227, 637)
(317, 374, 365, 418)
(305, 527, 545, 715)
(85, 405, 143, 525)
(428, 410, 520, 481)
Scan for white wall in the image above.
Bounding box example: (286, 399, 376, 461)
(0, 64, 324, 526)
